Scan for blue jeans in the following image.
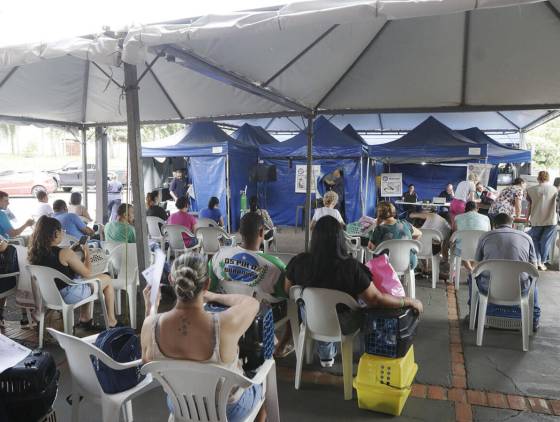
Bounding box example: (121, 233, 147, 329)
(107, 199, 121, 222)
(166, 384, 262, 422)
(59, 283, 92, 304)
(467, 274, 540, 328)
(528, 225, 557, 264)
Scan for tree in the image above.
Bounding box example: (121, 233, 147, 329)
(526, 117, 560, 171)
(0, 123, 17, 154)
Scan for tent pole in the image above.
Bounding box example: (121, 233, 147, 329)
(124, 63, 148, 273)
(226, 155, 231, 233)
(359, 155, 364, 216)
(95, 126, 108, 223)
(365, 156, 370, 215)
(81, 128, 88, 209)
(304, 115, 314, 252)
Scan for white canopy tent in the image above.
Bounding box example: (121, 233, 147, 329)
(0, 0, 559, 260)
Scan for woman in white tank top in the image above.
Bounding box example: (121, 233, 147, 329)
(141, 253, 267, 422)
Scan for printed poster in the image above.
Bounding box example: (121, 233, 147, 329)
(295, 165, 321, 193)
(380, 173, 403, 197)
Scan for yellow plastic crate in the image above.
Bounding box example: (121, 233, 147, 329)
(353, 379, 414, 416)
(354, 346, 416, 389)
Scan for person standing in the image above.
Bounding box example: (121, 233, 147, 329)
(323, 169, 345, 222)
(107, 174, 123, 222)
(450, 173, 478, 224)
(488, 178, 526, 220)
(169, 170, 189, 202)
(526, 171, 558, 270)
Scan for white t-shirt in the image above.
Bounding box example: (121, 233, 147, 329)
(454, 181, 475, 202)
(35, 202, 54, 218)
(312, 207, 344, 224)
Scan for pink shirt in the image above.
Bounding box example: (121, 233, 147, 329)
(167, 211, 197, 246)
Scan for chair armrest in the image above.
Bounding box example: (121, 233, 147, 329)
(0, 272, 19, 279)
(96, 356, 143, 371)
(83, 333, 100, 344)
(248, 359, 275, 385)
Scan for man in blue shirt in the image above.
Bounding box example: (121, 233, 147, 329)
(169, 170, 190, 201)
(0, 191, 34, 238)
(53, 199, 94, 239)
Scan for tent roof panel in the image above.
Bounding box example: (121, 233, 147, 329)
(231, 123, 278, 146)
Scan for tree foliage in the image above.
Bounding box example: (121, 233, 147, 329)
(526, 117, 560, 170)
(107, 124, 184, 144)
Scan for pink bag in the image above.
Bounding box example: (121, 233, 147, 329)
(365, 254, 406, 297)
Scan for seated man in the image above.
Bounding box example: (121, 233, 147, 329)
(209, 212, 292, 356)
(469, 213, 540, 330)
(0, 191, 34, 239)
(409, 211, 451, 262)
(53, 199, 94, 240)
(104, 203, 136, 243)
(35, 190, 54, 218)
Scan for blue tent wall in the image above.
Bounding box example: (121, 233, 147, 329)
(190, 156, 227, 220)
(259, 117, 366, 226)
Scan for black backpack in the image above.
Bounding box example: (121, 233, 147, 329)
(0, 244, 18, 294)
(92, 327, 144, 394)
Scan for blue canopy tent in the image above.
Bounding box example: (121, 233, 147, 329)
(458, 127, 531, 164)
(367, 117, 489, 201)
(142, 122, 257, 231)
(259, 116, 367, 226)
(231, 123, 278, 147)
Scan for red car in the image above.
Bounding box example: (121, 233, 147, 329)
(0, 170, 58, 196)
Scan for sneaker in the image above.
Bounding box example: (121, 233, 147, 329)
(538, 263, 547, 271)
(320, 358, 335, 368)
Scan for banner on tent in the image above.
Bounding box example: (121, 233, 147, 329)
(295, 165, 321, 193)
(467, 164, 493, 186)
(380, 173, 403, 197)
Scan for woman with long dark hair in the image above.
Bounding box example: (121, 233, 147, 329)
(199, 196, 224, 226)
(145, 190, 168, 221)
(28, 216, 118, 329)
(285, 216, 422, 367)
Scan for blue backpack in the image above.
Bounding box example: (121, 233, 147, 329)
(92, 327, 144, 394)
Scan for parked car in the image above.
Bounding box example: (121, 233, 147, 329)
(0, 170, 58, 196)
(54, 162, 127, 192)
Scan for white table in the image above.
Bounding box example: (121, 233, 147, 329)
(394, 201, 450, 208)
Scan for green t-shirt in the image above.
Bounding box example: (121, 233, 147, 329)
(104, 221, 136, 243)
(209, 246, 287, 298)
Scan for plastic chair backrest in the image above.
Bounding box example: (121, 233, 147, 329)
(13, 245, 33, 305)
(27, 265, 68, 307)
(418, 228, 443, 257)
(473, 259, 539, 303)
(163, 224, 193, 250)
(109, 243, 138, 280)
(450, 230, 486, 260)
(290, 286, 360, 340)
(197, 218, 219, 228)
(146, 217, 165, 239)
(141, 360, 252, 422)
(373, 239, 421, 273)
(47, 328, 108, 398)
(195, 227, 228, 254)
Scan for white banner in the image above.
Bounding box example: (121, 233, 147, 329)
(466, 163, 494, 187)
(380, 173, 403, 197)
(295, 165, 321, 193)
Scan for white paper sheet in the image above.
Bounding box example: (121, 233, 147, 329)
(0, 334, 31, 374)
(142, 249, 166, 307)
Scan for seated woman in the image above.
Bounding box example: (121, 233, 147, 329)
(104, 203, 136, 243)
(200, 197, 224, 227)
(68, 192, 93, 223)
(368, 202, 422, 270)
(28, 216, 118, 328)
(167, 197, 198, 247)
(285, 216, 422, 367)
(146, 190, 168, 221)
(249, 196, 274, 241)
(141, 253, 267, 422)
(310, 191, 344, 231)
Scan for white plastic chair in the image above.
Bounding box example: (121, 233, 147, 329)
(146, 216, 166, 250)
(449, 230, 487, 290)
(27, 265, 109, 348)
(163, 224, 200, 262)
(373, 239, 421, 298)
(141, 359, 280, 422)
(344, 232, 364, 262)
(263, 227, 278, 253)
(469, 260, 539, 352)
(47, 328, 157, 422)
(197, 218, 219, 228)
(417, 228, 443, 289)
(289, 286, 361, 400)
(195, 227, 235, 256)
(107, 243, 140, 329)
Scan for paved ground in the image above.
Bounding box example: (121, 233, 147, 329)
(2, 229, 560, 421)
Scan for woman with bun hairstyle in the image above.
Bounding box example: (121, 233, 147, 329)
(141, 252, 267, 422)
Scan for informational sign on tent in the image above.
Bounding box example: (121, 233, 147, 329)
(295, 165, 321, 193)
(380, 173, 403, 197)
(466, 164, 493, 186)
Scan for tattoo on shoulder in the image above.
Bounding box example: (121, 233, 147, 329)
(178, 317, 190, 336)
